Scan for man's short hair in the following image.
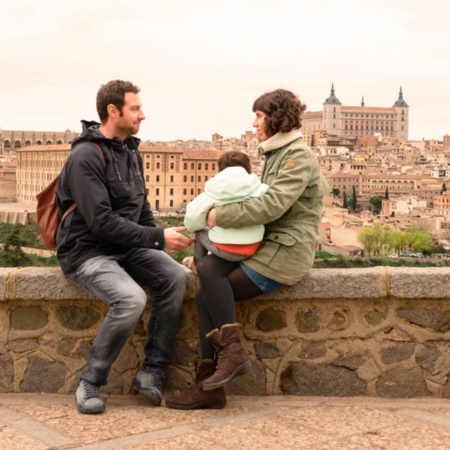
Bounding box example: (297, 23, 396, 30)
(96, 80, 140, 123)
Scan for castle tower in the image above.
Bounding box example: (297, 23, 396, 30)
(323, 83, 342, 136)
(393, 86, 409, 141)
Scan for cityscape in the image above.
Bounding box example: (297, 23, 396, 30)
(1, 85, 450, 257)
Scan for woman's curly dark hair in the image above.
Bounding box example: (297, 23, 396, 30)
(252, 89, 307, 137)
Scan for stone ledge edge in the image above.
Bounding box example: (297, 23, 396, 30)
(1, 266, 450, 301)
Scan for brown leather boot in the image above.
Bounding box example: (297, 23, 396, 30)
(203, 323, 253, 391)
(164, 358, 227, 410)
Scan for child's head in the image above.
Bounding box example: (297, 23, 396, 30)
(218, 151, 252, 174)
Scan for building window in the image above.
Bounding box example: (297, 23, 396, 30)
(156, 175, 160, 182)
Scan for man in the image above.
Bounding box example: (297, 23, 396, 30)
(56, 80, 193, 414)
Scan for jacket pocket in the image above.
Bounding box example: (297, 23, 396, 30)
(256, 232, 296, 265)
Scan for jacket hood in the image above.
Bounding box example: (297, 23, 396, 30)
(204, 166, 266, 201)
(72, 120, 141, 151)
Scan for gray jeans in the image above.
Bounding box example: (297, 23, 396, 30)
(194, 229, 248, 263)
(68, 248, 188, 386)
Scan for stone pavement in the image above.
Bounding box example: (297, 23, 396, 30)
(1, 394, 450, 449)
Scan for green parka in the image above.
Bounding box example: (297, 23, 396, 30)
(215, 130, 330, 285)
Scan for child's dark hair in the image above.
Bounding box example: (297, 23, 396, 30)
(218, 151, 252, 174)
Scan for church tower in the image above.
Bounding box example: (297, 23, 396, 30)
(393, 86, 409, 141)
(323, 83, 343, 136)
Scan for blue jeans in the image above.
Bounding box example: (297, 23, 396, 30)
(68, 248, 188, 386)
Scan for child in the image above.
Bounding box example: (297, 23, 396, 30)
(183, 151, 268, 273)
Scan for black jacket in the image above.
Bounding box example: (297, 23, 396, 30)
(55, 120, 164, 274)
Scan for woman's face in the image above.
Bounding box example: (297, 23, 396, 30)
(253, 110, 269, 142)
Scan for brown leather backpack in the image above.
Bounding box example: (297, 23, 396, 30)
(36, 143, 105, 249)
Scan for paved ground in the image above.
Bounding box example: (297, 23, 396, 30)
(1, 394, 450, 449)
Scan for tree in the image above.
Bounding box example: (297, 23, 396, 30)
(1, 224, 31, 267)
(357, 223, 391, 256)
(390, 231, 409, 254)
(369, 196, 384, 214)
(331, 188, 340, 197)
(443, 183, 447, 192)
(409, 229, 433, 253)
(385, 187, 389, 199)
(351, 186, 358, 211)
(343, 191, 348, 209)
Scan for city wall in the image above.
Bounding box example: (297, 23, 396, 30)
(1, 266, 450, 399)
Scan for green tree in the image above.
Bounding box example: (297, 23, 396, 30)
(369, 196, 384, 214)
(443, 183, 447, 192)
(357, 223, 391, 256)
(390, 230, 409, 254)
(331, 188, 340, 197)
(409, 229, 433, 253)
(1, 224, 31, 267)
(343, 191, 348, 209)
(357, 227, 377, 256)
(351, 186, 358, 211)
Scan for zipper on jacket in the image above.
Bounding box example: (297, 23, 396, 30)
(110, 148, 122, 181)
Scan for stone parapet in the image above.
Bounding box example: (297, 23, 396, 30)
(1, 266, 450, 398)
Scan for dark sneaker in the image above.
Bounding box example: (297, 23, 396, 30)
(75, 380, 105, 414)
(133, 367, 165, 406)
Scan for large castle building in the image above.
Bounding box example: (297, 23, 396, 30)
(302, 85, 409, 146)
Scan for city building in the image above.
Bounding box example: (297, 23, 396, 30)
(16, 144, 225, 212)
(0, 129, 80, 154)
(302, 85, 409, 146)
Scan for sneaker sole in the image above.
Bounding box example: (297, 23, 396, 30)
(203, 360, 253, 391)
(76, 403, 105, 414)
(133, 380, 162, 406)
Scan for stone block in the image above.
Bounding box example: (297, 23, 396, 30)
(389, 267, 450, 299)
(280, 362, 366, 396)
(273, 267, 387, 299)
(376, 366, 430, 398)
(20, 355, 67, 393)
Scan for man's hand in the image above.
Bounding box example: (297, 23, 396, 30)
(207, 208, 217, 228)
(164, 227, 193, 251)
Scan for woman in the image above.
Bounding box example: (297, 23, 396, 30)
(165, 89, 329, 410)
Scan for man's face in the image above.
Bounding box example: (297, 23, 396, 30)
(115, 92, 145, 138)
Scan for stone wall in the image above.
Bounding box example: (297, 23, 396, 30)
(1, 266, 450, 398)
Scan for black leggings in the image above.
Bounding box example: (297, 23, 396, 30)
(195, 254, 264, 359)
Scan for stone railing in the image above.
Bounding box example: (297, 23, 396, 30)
(1, 266, 450, 398)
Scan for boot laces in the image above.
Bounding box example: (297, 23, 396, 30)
(83, 381, 100, 399)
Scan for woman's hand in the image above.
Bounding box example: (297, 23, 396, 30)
(207, 208, 217, 228)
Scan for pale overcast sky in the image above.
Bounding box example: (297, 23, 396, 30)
(1, 0, 449, 142)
